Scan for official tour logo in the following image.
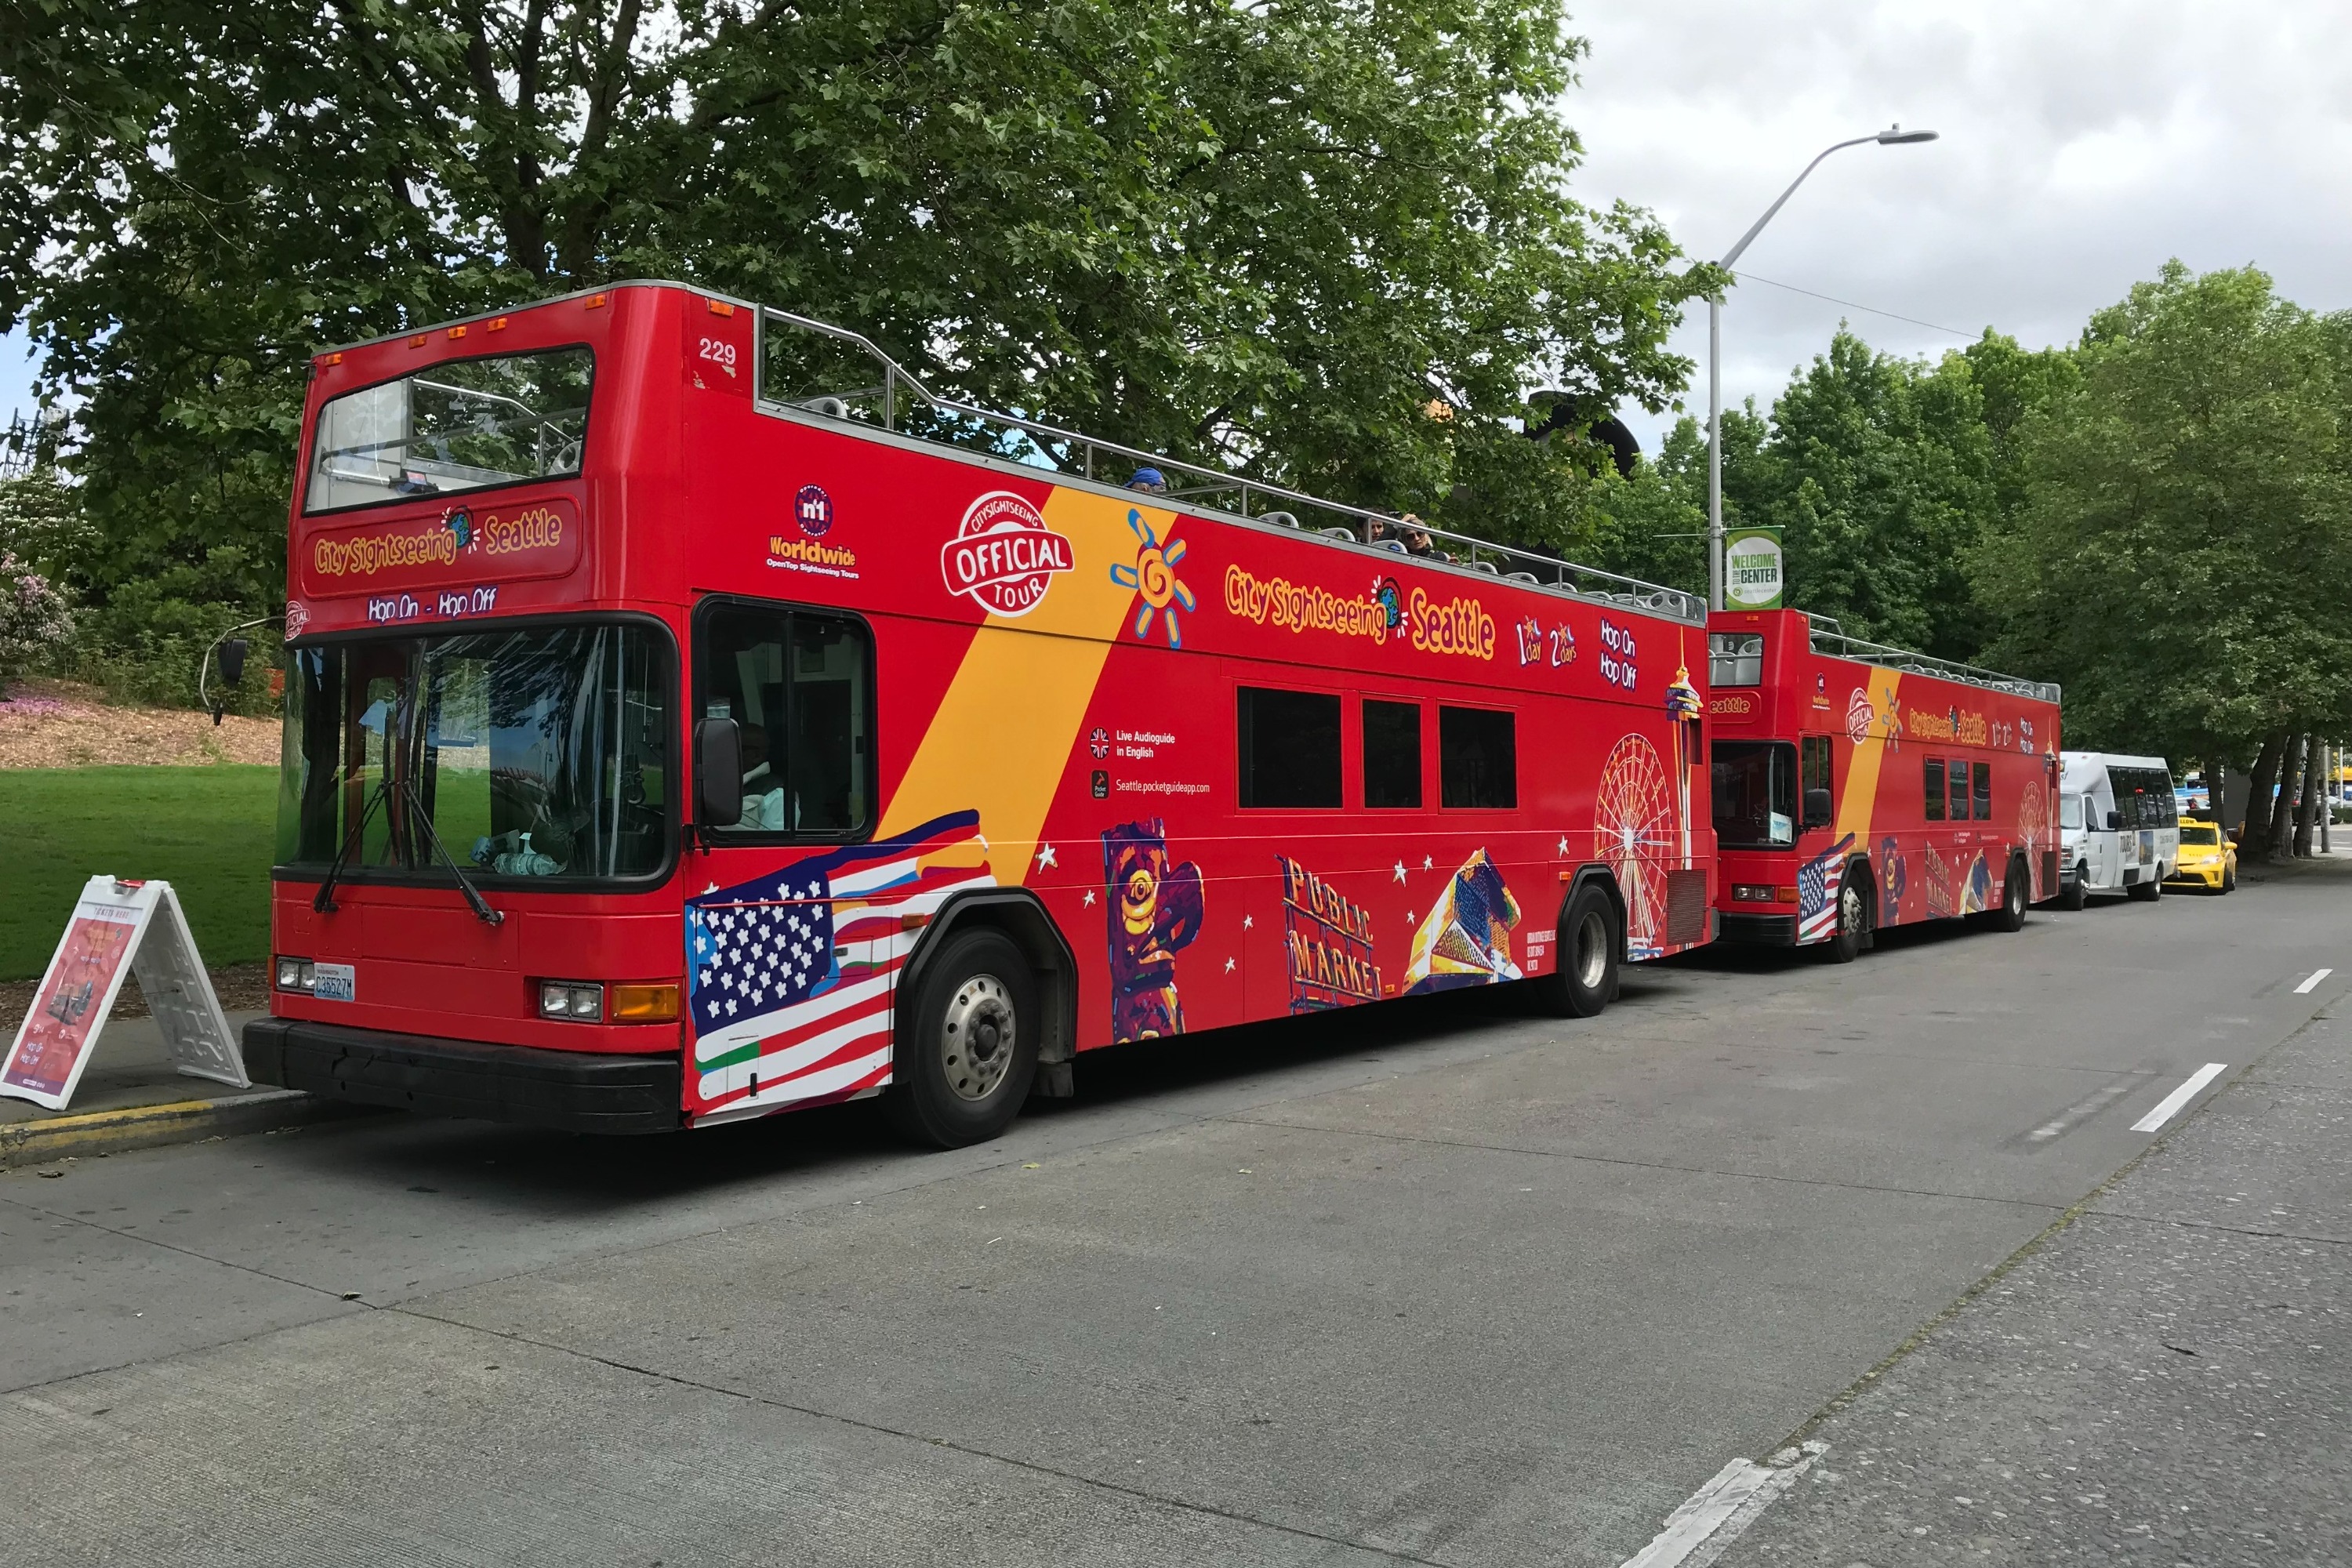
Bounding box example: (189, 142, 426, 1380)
(794, 484, 834, 537)
(1845, 688, 1875, 745)
(941, 490, 1075, 619)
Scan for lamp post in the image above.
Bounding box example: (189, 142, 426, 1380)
(1707, 125, 1938, 612)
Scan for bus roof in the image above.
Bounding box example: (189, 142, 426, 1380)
(320, 280, 1705, 626)
(1806, 617, 2060, 703)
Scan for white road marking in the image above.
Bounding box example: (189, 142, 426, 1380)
(1621, 1445, 1824, 1568)
(2294, 967, 2332, 995)
(2132, 1063, 2229, 1134)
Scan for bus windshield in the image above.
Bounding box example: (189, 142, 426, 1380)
(1713, 741, 1795, 848)
(305, 347, 593, 513)
(278, 622, 671, 883)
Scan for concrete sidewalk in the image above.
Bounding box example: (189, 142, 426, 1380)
(1, 1009, 358, 1167)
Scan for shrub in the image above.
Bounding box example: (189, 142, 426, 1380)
(0, 554, 74, 686)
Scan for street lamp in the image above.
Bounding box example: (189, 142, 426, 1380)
(1706, 125, 1939, 612)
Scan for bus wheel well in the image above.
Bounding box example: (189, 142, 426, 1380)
(1847, 856, 1877, 949)
(902, 891, 1078, 1098)
(1559, 864, 1628, 975)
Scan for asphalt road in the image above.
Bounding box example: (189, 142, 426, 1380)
(3, 866, 2346, 1567)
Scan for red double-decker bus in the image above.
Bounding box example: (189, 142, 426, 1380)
(242, 281, 1718, 1145)
(1704, 608, 2061, 960)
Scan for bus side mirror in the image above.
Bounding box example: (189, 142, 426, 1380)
(2105, 810, 2122, 831)
(219, 638, 249, 687)
(695, 718, 743, 829)
(1802, 787, 1833, 829)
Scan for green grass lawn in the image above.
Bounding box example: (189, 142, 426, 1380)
(2, 767, 279, 980)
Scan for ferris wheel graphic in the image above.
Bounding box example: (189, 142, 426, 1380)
(2017, 774, 2049, 893)
(1595, 733, 1678, 956)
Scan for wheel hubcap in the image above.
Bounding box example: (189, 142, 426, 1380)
(1573, 909, 1609, 989)
(941, 974, 1015, 1102)
(1840, 883, 1864, 936)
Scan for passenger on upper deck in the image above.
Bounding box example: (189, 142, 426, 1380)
(1397, 514, 1450, 562)
(1127, 466, 1168, 494)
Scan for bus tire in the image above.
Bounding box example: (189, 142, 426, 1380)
(2126, 874, 2161, 902)
(883, 928, 1039, 1149)
(1824, 872, 1868, 964)
(1538, 881, 1618, 1019)
(1991, 858, 2028, 931)
(2057, 866, 2086, 910)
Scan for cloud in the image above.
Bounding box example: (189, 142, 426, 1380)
(1566, 0, 2352, 452)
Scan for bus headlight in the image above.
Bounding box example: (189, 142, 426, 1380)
(539, 981, 604, 1022)
(275, 956, 317, 992)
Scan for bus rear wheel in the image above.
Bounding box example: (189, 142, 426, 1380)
(2126, 874, 2163, 902)
(884, 927, 1040, 1149)
(1537, 882, 1618, 1018)
(1987, 859, 2028, 931)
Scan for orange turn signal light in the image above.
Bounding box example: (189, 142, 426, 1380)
(706, 298, 736, 317)
(584, 292, 608, 310)
(487, 315, 509, 332)
(447, 325, 467, 339)
(1775, 885, 1800, 904)
(609, 983, 681, 1023)
(408, 334, 428, 348)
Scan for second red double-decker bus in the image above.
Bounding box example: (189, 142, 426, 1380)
(1704, 608, 2061, 961)
(243, 281, 1718, 1145)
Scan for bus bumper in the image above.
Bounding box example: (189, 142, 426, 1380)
(1716, 912, 1799, 946)
(242, 1017, 684, 1134)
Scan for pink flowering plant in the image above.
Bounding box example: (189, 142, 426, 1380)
(0, 551, 74, 689)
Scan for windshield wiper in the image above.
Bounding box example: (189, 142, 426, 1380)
(401, 779, 506, 927)
(313, 772, 392, 914)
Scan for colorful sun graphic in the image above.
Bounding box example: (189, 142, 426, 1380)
(1109, 509, 1196, 648)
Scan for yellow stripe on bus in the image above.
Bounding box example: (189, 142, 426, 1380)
(1835, 670, 1902, 846)
(879, 487, 1152, 883)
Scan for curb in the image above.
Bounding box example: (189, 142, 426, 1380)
(0, 1090, 377, 1169)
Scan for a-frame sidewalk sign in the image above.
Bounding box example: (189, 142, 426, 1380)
(1, 876, 249, 1112)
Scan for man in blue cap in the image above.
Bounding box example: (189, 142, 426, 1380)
(1127, 466, 1167, 493)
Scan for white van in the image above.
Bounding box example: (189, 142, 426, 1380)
(2056, 752, 2180, 907)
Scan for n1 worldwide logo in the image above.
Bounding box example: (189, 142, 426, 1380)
(941, 491, 1075, 619)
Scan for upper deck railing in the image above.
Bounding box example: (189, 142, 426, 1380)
(1805, 618, 2060, 703)
(756, 306, 1704, 625)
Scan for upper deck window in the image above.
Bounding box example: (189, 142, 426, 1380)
(306, 347, 594, 514)
(1708, 633, 1763, 688)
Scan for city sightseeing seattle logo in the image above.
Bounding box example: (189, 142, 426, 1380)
(941, 491, 1075, 619)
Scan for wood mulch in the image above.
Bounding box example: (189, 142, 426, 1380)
(0, 679, 281, 768)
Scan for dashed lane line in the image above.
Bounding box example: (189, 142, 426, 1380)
(2131, 1063, 2229, 1134)
(2294, 967, 2333, 995)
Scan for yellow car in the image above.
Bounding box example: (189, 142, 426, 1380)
(2166, 818, 2238, 893)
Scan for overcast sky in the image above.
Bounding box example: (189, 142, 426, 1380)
(1571, 0, 2352, 454)
(5, 2, 2350, 448)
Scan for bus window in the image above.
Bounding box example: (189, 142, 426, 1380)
(1923, 757, 1946, 822)
(306, 347, 593, 514)
(1948, 760, 1969, 822)
(698, 603, 871, 837)
(1362, 699, 1423, 809)
(1238, 688, 1341, 808)
(1972, 760, 1992, 821)
(1800, 735, 1832, 823)
(1439, 706, 1516, 809)
(1714, 742, 1795, 847)
(1708, 632, 1763, 687)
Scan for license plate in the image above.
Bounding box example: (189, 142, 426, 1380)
(312, 963, 357, 1002)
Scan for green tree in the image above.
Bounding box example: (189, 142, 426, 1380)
(1975, 262, 2352, 837)
(2, 0, 1711, 646)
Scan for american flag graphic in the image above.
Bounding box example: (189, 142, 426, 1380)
(1795, 832, 1859, 944)
(686, 811, 995, 1123)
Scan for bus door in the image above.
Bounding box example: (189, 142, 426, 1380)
(686, 600, 894, 1120)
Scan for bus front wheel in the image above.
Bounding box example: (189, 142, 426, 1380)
(2057, 866, 2086, 910)
(884, 927, 1040, 1149)
(1539, 882, 1619, 1019)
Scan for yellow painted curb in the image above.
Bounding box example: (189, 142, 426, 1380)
(0, 1089, 353, 1167)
